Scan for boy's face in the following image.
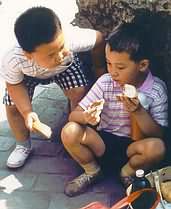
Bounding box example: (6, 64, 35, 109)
(25, 31, 70, 69)
(105, 44, 148, 87)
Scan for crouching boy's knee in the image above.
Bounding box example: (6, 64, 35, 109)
(128, 138, 166, 164)
(140, 138, 165, 162)
(61, 122, 84, 146)
(147, 138, 165, 161)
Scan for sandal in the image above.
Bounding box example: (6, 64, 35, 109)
(64, 170, 103, 197)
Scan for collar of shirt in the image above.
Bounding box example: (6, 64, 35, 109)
(138, 71, 154, 93)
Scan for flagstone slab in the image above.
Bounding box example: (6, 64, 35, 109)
(48, 193, 109, 209)
(0, 191, 51, 209)
(0, 136, 15, 151)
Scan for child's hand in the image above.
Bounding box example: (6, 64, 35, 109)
(83, 99, 104, 125)
(83, 107, 100, 126)
(24, 112, 40, 131)
(117, 84, 141, 112)
(117, 95, 141, 112)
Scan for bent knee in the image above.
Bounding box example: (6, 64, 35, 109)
(129, 138, 165, 161)
(148, 139, 165, 160)
(143, 138, 165, 158)
(61, 122, 83, 145)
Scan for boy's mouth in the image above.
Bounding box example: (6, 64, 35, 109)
(112, 78, 124, 86)
(51, 61, 73, 69)
(112, 77, 119, 82)
(60, 61, 72, 66)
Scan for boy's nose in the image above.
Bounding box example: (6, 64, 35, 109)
(62, 49, 70, 57)
(58, 52, 64, 60)
(111, 71, 119, 77)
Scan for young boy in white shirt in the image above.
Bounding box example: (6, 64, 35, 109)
(0, 7, 105, 168)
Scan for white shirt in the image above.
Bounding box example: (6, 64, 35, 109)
(0, 26, 96, 84)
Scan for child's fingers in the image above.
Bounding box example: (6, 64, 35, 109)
(122, 96, 140, 112)
(130, 97, 139, 106)
(122, 96, 133, 105)
(90, 108, 102, 118)
(125, 96, 139, 107)
(122, 96, 136, 105)
(84, 109, 95, 121)
(90, 99, 104, 109)
(86, 106, 97, 114)
(32, 112, 40, 121)
(89, 116, 100, 126)
(26, 112, 39, 130)
(84, 109, 100, 125)
(116, 95, 122, 101)
(84, 100, 105, 125)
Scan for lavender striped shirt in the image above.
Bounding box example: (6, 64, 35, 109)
(79, 72, 168, 137)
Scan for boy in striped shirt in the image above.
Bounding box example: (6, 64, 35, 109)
(61, 22, 168, 197)
(0, 7, 105, 169)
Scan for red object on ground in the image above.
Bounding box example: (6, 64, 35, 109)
(79, 189, 160, 209)
(80, 202, 109, 209)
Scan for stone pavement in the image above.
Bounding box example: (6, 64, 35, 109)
(0, 83, 125, 209)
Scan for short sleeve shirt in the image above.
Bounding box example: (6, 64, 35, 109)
(0, 26, 96, 84)
(79, 72, 168, 137)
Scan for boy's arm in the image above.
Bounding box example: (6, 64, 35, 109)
(91, 31, 106, 78)
(6, 82, 32, 119)
(69, 100, 104, 126)
(68, 74, 105, 124)
(121, 84, 167, 138)
(67, 27, 106, 78)
(119, 94, 164, 138)
(131, 107, 163, 138)
(69, 105, 87, 124)
(7, 82, 51, 135)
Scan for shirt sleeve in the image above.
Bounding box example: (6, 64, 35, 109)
(150, 81, 168, 127)
(0, 51, 24, 84)
(64, 25, 97, 52)
(79, 75, 105, 110)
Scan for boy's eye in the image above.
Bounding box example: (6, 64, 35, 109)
(117, 67, 125, 70)
(106, 62, 111, 65)
(48, 53, 55, 58)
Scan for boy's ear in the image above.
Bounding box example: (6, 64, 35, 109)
(23, 51, 33, 60)
(139, 59, 149, 72)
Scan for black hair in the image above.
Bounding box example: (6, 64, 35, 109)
(14, 7, 62, 52)
(106, 22, 152, 62)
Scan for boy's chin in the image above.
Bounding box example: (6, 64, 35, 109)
(112, 78, 123, 86)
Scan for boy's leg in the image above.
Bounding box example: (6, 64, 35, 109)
(121, 137, 165, 177)
(3, 77, 39, 168)
(5, 106, 32, 168)
(6, 105, 29, 141)
(61, 121, 105, 197)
